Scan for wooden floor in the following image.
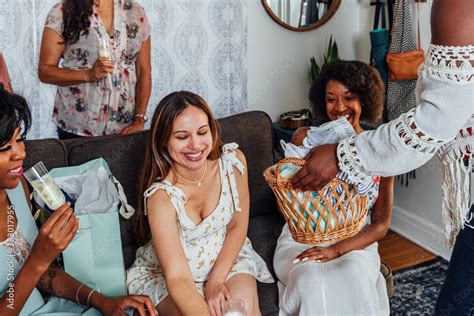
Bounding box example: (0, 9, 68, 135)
(378, 230, 437, 272)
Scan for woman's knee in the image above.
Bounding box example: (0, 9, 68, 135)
(226, 274, 261, 316)
(227, 288, 260, 316)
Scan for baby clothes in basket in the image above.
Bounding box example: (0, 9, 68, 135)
(279, 118, 380, 230)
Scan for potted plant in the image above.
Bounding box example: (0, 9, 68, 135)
(308, 35, 339, 83)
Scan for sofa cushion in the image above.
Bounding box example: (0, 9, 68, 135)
(65, 132, 148, 209)
(219, 111, 278, 218)
(25, 138, 68, 170)
(248, 214, 285, 316)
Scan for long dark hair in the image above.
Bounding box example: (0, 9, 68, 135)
(0, 87, 31, 147)
(135, 91, 223, 246)
(62, 0, 94, 44)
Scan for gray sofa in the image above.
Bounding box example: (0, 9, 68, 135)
(25, 110, 284, 315)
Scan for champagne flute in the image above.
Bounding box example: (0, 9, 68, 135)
(98, 37, 113, 89)
(24, 161, 65, 211)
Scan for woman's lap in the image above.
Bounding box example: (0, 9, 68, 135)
(274, 227, 388, 315)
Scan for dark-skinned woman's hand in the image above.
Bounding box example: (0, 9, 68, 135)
(294, 245, 341, 264)
(29, 203, 78, 270)
(290, 143, 340, 191)
(94, 294, 157, 316)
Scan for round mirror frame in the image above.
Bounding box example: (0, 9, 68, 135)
(261, 0, 341, 32)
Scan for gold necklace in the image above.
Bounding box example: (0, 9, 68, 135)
(174, 160, 207, 187)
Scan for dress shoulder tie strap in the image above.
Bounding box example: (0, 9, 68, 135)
(221, 143, 245, 212)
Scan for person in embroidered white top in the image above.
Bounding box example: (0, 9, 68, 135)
(38, 0, 151, 139)
(127, 91, 274, 316)
(291, 1, 474, 313)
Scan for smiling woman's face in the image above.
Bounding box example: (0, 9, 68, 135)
(325, 79, 363, 133)
(166, 105, 213, 173)
(0, 128, 26, 190)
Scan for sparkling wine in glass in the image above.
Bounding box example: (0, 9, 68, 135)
(98, 37, 113, 89)
(24, 162, 65, 210)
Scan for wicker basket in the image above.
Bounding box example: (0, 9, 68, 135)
(264, 158, 369, 244)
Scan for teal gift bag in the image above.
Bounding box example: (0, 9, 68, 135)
(46, 158, 135, 297)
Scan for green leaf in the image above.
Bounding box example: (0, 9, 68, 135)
(327, 35, 333, 57)
(309, 36, 338, 82)
(330, 41, 339, 61)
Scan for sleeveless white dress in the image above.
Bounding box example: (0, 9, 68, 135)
(126, 143, 274, 305)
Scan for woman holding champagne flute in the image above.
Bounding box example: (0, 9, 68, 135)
(0, 88, 156, 315)
(38, 0, 151, 139)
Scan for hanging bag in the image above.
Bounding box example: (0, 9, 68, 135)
(386, 1, 424, 81)
(370, 0, 392, 87)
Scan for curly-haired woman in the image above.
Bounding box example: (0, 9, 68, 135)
(274, 60, 394, 315)
(38, 0, 151, 139)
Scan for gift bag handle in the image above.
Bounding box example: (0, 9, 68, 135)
(112, 176, 135, 219)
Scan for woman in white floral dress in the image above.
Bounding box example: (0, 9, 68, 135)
(127, 91, 273, 316)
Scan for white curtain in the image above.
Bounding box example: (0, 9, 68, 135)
(0, 0, 248, 139)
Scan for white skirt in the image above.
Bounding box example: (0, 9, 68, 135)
(273, 224, 389, 316)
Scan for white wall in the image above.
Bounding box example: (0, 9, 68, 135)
(248, 0, 458, 260)
(247, 0, 365, 121)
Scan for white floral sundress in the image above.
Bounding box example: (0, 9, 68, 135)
(126, 143, 274, 305)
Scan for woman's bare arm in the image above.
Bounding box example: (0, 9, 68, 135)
(332, 176, 394, 256)
(147, 190, 210, 316)
(38, 28, 113, 86)
(431, 0, 474, 52)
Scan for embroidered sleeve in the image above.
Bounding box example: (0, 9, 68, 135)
(424, 45, 474, 83)
(337, 135, 372, 183)
(44, 3, 64, 35)
(337, 44, 474, 183)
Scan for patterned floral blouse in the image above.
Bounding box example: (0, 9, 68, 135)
(45, 0, 150, 136)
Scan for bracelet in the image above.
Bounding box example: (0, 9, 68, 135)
(86, 289, 96, 308)
(134, 113, 148, 123)
(75, 282, 101, 307)
(75, 283, 87, 306)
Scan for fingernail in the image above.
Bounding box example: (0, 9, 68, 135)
(302, 257, 309, 262)
(292, 258, 300, 264)
(66, 202, 71, 206)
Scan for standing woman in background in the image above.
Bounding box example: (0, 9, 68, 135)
(38, 0, 151, 139)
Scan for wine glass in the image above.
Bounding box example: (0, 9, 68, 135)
(222, 299, 245, 316)
(24, 161, 65, 211)
(98, 37, 113, 89)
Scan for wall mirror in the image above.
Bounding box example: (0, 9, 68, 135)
(262, 0, 341, 32)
